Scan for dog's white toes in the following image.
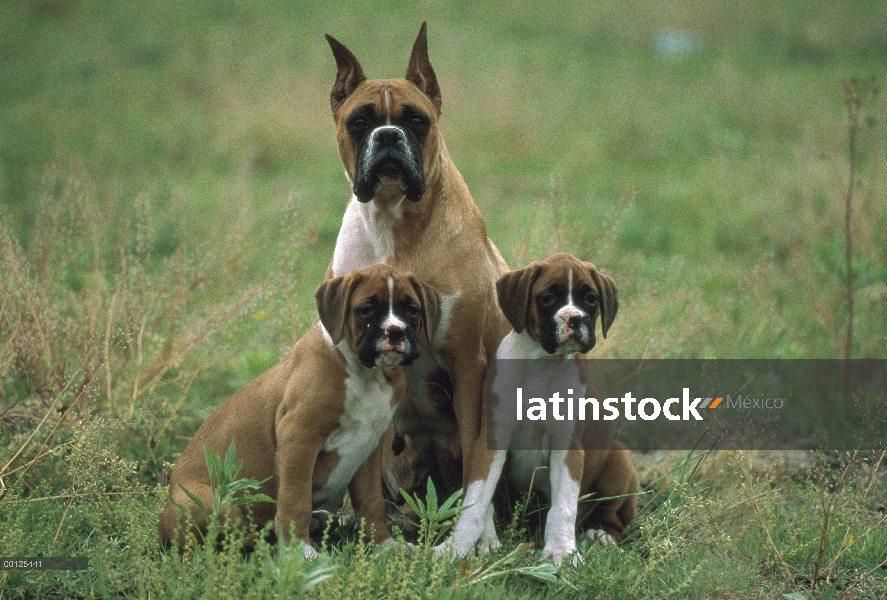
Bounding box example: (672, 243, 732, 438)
(302, 543, 320, 560)
(585, 529, 615, 545)
(434, 540, 475, 561)
(542, 549, 565, 567)
(371, 538, 397, 553)
(542, 542, 579, 567)
(477, 535, 502, 555)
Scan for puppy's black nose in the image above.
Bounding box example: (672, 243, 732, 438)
(386, 325, 405, 343)
(567, 315, 583, 329)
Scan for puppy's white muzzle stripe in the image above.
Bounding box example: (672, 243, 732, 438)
(554, 269, 588, 343)
(384, 276, 407, 330)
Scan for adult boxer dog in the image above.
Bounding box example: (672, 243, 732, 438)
(158, 264, 441, 557)
(439, 253, 637, 566)
(325, 23, 511, 500)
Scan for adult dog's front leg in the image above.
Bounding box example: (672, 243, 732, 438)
(448, 351, 489, 488)
(433, 352, 504, 558)
(435, 447, 506, 558)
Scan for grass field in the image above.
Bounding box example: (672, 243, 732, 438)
(2, 1, 886, 597)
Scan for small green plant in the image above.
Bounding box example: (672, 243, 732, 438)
(399, 477, 465, 548)
(456, 542, 564, 588)
(271, 535, 338, 595)
(177, 440, 275, 544)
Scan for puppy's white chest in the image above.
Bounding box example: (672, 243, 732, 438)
(495, 331, 582, 495)
(313, 369, 397, 502)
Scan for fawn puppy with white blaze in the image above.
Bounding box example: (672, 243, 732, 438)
(440, 252, 637, 566)
(159, 264, 441, 557)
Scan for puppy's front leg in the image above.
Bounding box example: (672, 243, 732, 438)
(348, 440, 392, 546)
(544, 450, 583, 566)
(275, 423, 327, 558)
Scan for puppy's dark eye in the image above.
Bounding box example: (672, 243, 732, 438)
(359, 305, 375, 318)
(406, 305, 419, 318)
(585, 295, 598, 306)
(539, 293, 555, 306)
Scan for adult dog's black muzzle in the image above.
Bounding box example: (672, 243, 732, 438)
(353, 125, 426, 203)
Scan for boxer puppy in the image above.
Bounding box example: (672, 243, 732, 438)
(159, 264, 441, 557)
(325, 24, 511, 503)
(440, 253, 637, 566)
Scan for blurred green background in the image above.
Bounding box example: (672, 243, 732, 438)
(2, 0, 886, 364)
(2, 4, 887, 596)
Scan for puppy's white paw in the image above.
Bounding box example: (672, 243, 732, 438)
(372, 537, 397, 554)
(432, 541, 454, 558)
(585, 528, 615, 545)
(302, 543, 320, 560)
(434, 535, 500, 560)
(542, 540, 580, 567)
(477, 533, 502, 555)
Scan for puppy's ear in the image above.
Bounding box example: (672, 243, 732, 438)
(408, 274, 442, 345)
(326, 34, 366, 111)
(590, 268, 618, 338)
(315, 272, 362, 345)
(405, 22, 441, 108)
(496, 264, 541, 334)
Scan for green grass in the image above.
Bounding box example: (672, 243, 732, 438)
(2, 0, 887, 597)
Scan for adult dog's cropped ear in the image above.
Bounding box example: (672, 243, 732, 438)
(496, 264, 541, 334)
(326, 34, 366, 112)
(590, 268, 618, 338)
(315, 272, 362, 345)
(405, 22, 441, 108)
(408, 275, 442, 345)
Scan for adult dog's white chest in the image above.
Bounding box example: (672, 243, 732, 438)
(331, 197, 401, 277)
(312, 342, 399, 503)
(330, 197, 460, 356)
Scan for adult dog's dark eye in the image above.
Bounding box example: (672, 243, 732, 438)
(359, 305, 374, 318)
(350, 117, 368, 129)
(406, 115, 429, 135)
(585, 295, 599, 306)
(539, 293, 555, 306)
(406, 305, 419, 318)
